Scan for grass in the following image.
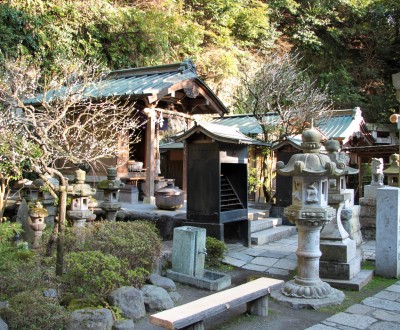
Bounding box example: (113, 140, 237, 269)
(317, 260, 399, 314)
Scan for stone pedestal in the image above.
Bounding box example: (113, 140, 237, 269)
(376, 187, 400, 278)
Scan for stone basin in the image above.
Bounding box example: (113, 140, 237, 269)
(166, 269, 231, 292)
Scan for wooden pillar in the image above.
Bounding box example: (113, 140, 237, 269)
(183, 141, 187, 198)
(144, 108, 156, 204)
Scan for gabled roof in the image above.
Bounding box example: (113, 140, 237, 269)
(175, 122, 266, 145)
(212, 107, 375, 146)
(25, 60, 228, 116)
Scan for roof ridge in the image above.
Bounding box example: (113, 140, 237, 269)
(107, 59, 197, 79)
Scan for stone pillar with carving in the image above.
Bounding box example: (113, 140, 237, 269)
(271, 127, 345, 309)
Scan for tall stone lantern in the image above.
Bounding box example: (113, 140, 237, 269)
(271, 126, 345, 309)
(97, 167, 124, 221)
(67, 169, 96, 227)
(29, 201, 48, 249)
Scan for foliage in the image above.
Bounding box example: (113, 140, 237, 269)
(0, 0, 398, 123)
(63, 220, 162, 271)
(63, 250, 147, 302)
(0, 290, 69, 330)
(205, 236, 227, 268)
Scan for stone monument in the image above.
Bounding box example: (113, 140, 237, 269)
(319, 139, 372, 290)
(271, 126, 345, 309)
(359, 158, 385, 229)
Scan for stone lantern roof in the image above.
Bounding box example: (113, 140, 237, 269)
(70, 169, 96, 197)
(277, 126, 344, 177)
(325, 138, 358, 176)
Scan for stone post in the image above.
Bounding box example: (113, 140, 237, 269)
(271, 126, 345, 309)
(376, 187, 400, 277)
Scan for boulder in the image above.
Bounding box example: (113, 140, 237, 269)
(113, 319, 135, 330)
(43, 288, 58, 299)
(68, 308, 113, 330)
(148, 274, 176, 292)
(108, 286, 145, 320)
(169, 291, 182, 304)
(0, 317, 8, 330)
(141, 285, 174, 312)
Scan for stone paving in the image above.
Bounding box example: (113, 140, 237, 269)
(223, 233, 400, 330)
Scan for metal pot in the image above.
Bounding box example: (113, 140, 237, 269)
(155, 182, 184, 210)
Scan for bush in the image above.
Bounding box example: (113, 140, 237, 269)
(64, 221, 162, 271)
(63, 251, 148, 302)
(205, 236, 227, 268)
(0, 290, 69, 330)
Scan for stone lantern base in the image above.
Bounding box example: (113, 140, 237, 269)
(271, 287, 344, 309)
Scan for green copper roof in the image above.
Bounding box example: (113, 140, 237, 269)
(25, 60, 228, 116)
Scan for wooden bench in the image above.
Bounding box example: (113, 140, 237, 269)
(149, 277, 284, 330)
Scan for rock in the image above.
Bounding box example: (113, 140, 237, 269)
(0, 317, 8, 330)
(43, 288, 58, 299)
(113, 319, 135, 330)
(149, 274, 176, 292)
(141, 285, 174, 312)
(108, 286, 145, 320)
(169, 291, 182, 304)
(0, 301, 9, 310)
(68, 308, 113, 330)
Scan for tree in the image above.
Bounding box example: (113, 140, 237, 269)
(233, 53, 332, 202)
(0, 58, 141, 275)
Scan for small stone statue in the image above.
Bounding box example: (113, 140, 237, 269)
(371, 158, 384, 186)
(306, 182, 319, 204)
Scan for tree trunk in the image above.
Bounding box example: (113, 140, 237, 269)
(56, 185, 67, 276)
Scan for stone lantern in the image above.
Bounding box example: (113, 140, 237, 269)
(97, 167, 124, 221)
(271, 126, 345, 309)
(32, 174, 59, 227)
(29, 201, 48, 248)
(67, 169, 96, 227)
(319, 139, 372, 290)
(16, 179, 42, 203)
(384, 154, 400, 187)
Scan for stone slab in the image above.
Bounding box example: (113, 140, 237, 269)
(325, 312, 377, 329)
(272, 259, 297, 271)
(368, 321, 400, 330)
(251, 256, 279, 267)
(222, 256, 247, 268)
(374, 290, 400, 301)
(306, 324, 337, 330)
(242, 264, 268, 272)
(385, 283, 400, 293)
(363, 297, 400, 312)
(321, 269, 373, 291)
(265, 268, 290, 276)
(271, 287, 345, 310)
(226, 251, 254, 263)
(372, 309, 400, 322)
(345, 303, 376, 315)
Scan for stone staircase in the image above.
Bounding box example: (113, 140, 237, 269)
(248, 208, 297, 245)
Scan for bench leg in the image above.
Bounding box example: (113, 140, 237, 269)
(183, 321, 205, 330)
(247, 295, 268, 317)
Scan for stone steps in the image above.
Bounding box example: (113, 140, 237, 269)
(250, 218, 281, 232)
(251, 225, 297, 245)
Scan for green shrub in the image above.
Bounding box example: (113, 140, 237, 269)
(0, 290, 69, 330)
(64, 221, 162, 271)
(205, 236, 227, 268)
(63, 251, 148, 302)
(0, 249, 56, 300)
